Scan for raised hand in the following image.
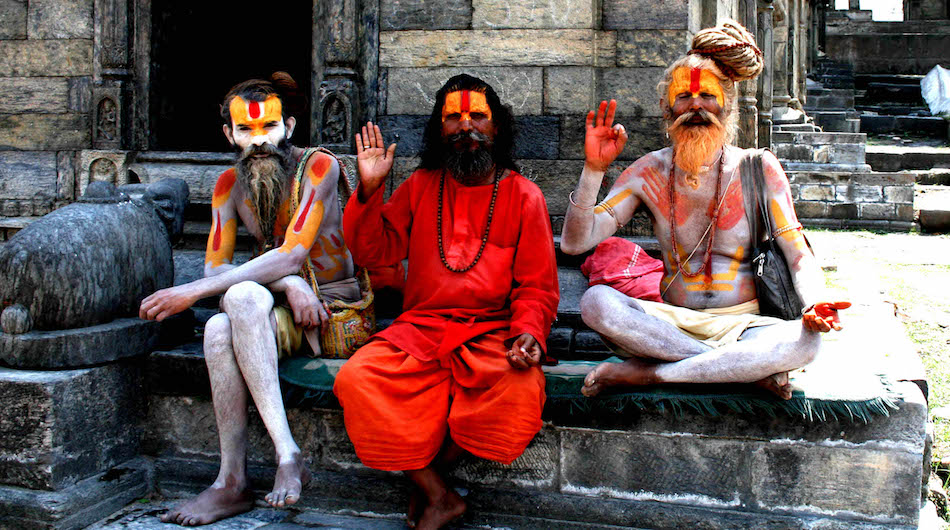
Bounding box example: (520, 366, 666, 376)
(355, 121, 397, 201)
(802, 301, 851, 332)
(585, 100, 628, 172)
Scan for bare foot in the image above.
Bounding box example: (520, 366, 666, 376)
(406, 486, 425, 528)
(754, 371, 792, 400)
(582, 358, 659, 397)
(159, 479, 254, 526)
(265, 453, 312, 508)
(417, 490, 467, 530)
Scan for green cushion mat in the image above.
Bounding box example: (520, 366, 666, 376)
(280, 347, 901, 423)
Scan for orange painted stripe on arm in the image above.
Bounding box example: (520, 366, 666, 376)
(593, 189, 633, 214)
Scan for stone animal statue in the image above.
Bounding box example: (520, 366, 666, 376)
(0, 179, 189, 334)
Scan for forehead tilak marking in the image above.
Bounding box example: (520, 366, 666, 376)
(689, 68, 701, 94)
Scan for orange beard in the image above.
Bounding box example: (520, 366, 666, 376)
(668, 111, 726, 178)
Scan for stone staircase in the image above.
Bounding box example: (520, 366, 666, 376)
(866, 143, 950, 232)
(856, 74, 949, 140)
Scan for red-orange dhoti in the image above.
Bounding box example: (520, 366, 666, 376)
(333, 330, 545, 471)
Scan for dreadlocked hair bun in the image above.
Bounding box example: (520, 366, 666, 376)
(690, 19, 763, 82)
(269, 71, 303, 119)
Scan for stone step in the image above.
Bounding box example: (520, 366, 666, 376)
(862, 83, 925, 105)
(912, 169, 950, 186)
(810, 111, 861, 133)
(772, 131, 868, 166)
(866, 145, 950, 171)
(860, 115, 948, 138)
(857, 104, 933, 116)
(803, 93, 855, 110)
(777, 123, 822, 133)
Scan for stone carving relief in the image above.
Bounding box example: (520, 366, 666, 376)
(92, 88, 123, 149)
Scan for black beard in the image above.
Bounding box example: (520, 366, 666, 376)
(441, 131, 496, 186)
(234, 139, 295, 245)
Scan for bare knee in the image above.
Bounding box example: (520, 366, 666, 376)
(203, 313, 233, 363)
(580, 285, 628, 333)
(221, 281, 273, 318)
(778, 322, 822, 370)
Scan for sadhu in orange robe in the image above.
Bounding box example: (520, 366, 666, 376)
(333, 168, 560, 471)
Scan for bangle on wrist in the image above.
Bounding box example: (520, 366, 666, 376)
(801, 304, 815, 317)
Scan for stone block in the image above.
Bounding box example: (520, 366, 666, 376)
(0, 113, 90, 150)
(134, 151, 233, 203)
(0, 0, 26, 39)
(793, 200, 830, 218)
(788, 184, 799, 200)
(859, 202, 898, 220)
(751, 443, 921, 524)
(884, 185, 914, 204)
(0, 151, 57, 200)
(0, 77, 69, 114)
(544, 67, 595, 114)
(617, 30, 690, 67)
(452, 426, 558, 489)
(67, 76, 92, 113)
(829, 202, 858, 219)
(853, 172, 915, 186)
(56, 150, 77, 201)
(380, 0, 471, 30)
(850, 184, 884, 203)
(376, 115, 427, 158)
(319, 410, 367, 472)
(603, 0, 689, 29)
(385, 67, 544, 116)
(799, 184, 834, 201)
(0, 318, 160, 369)
(897, 203, 915, 222)
(0, 457, 149, 529)
(546, 326, 572, 355)
(517, 159, 587, 215)
(560, 427, 751, 506)
(573, 330, 611, 354)
(472, 0, 595, 29)
(0, 362, 143, 490)
(27, 0, 92, 39)
(514, 116, 560, 160)
(380, 30, 616, 68)
(0, 39, 92, 77)
(598, 68, 667, 118)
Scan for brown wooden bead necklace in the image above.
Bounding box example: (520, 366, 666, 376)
(437, 167, 502, 273)
(668, 153, 723, 278)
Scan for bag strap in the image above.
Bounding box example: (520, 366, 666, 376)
(739, 149, 763, 244)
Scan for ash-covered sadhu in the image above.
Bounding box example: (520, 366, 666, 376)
(561, 20, 850, 399)
(334, 74, 559, 529)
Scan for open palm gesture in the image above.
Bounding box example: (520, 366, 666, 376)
(355, 121, 397, 200)
(585, 99, 628, 172)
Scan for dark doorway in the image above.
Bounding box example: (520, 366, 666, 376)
(149, 1, 312, 151)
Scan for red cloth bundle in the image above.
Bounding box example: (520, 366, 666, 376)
(580, 237, 665, 302)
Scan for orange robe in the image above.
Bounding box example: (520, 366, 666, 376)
(333, 169, 559, 471)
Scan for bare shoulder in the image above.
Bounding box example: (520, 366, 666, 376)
(303, 149, 341, 186)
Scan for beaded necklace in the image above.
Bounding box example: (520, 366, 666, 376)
(437, 167, 502, 273)
(668, 153, 724, 278)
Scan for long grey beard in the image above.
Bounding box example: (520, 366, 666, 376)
(235, 142, 294, 245)
(442, 131, 496, 186)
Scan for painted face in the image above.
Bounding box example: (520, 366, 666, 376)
(442, 90, 493, 124)
(667, 67, 725, 108)
(228, 95, 287, 149)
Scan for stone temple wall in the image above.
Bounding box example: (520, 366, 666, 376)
(0, 0, 95, 239)
(372, 0, 728, 235)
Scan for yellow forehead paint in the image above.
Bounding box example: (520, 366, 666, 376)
(667, 67, 724, 107)
(442, 90, 492, 122)
(229, 95, 283, 136)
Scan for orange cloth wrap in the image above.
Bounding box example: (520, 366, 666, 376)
(333, 331, 545, 471)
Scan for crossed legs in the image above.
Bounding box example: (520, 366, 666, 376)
(579, 285, 821, 398)
(160, 281, 310, 526)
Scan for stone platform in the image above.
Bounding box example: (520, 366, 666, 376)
(130, 257, 932, 529)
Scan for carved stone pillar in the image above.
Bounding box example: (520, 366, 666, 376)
(93, 0, 133, 150)
(757, 0, 775, 148)
(738, 0, 759, 148)
(771, 0, 803, 124)
(313, 0, 377, 155)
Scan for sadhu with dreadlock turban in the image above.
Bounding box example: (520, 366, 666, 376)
(562, 20, 851, 400)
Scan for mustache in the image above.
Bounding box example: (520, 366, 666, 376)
(237, 142, 283, 160)
(671, 108, 722, 129)
(446, 130, 492, 145)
